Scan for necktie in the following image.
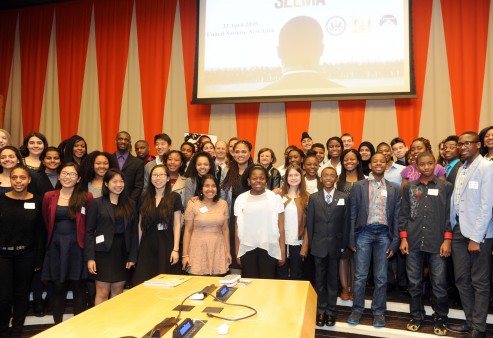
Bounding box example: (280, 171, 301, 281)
(326, 194, 332, 205)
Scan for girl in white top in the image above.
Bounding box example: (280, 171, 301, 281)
(278, 164, 309, 280)
(234, 164, 285, 279)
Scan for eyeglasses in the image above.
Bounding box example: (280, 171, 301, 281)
(152, 173, 167, 178)
(60, 171, 77, 178)
(457, 141, 478, 148)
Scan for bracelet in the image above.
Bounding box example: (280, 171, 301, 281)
(172, 249, 179, 253)
(182, 255, 189, 258)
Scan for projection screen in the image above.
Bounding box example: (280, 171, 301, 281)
(194, 0, 414, 103)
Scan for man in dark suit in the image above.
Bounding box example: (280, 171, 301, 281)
(347, 153, 401, 328)
(306, 166, 350, 327)
(111, 131, 144, 202)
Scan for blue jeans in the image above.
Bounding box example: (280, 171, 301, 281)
(406, 251, 448, 320)
(353, 225, 390, 315)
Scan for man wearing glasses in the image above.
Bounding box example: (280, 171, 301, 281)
(442, 135, 462, 185)
(447, 131, 493, 338)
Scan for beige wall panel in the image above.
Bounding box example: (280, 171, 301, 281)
(120, 3, 145, 145)
(309, 101, 341, 145)
(4, 17, 24, 147)
(479, 2, 493, 129)
(420, 0, 455, 149)
(362, 100, 398, 146)
(79, 5, 103, 152)
(164, 2, 188, 148)
(209, 103, 237, 142)
(255, 102, 287, 162)
(39, 14, 61, 146)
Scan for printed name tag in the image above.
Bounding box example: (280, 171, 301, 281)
(337, 199, 345, 206)
(157, 223, 164, 231)
(428, 189, 439, 196)
(468, 181, 479, 189)
(81, 206, 86, 215)
(95, 235, 104, 244)
(199, 206, 209, 213)
(381, 190, 387, 197)
(24, 202, 35, 209)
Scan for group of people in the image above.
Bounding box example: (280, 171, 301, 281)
(0, 125, 492, 338)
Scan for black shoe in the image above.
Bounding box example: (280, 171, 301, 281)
(326, 315, 336, 327)
(447, 323, 471, 333)
(465, 329, 486, 338)
(316, 313, 326, 327)
(32, 300, 44, 317)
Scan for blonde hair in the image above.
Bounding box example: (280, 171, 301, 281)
(0, 129, 12, 146)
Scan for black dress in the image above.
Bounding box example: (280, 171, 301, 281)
(42, 205, 87, 282)
(93, 205, 128, 283)
(132, 192, 183, 285)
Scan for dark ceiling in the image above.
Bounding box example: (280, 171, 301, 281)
(0, 0, 72, 10)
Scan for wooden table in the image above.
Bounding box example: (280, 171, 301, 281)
(33, 275, 316, 338)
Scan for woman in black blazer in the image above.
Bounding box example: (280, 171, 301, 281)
(85, 169, 137, 305)
(29, 146, 62, 197)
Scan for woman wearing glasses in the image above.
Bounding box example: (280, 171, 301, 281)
(132, 165, 183, 285)
(41, 163, 93, 323)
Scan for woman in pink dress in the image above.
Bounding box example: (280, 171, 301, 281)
(182, 174, 231, 276)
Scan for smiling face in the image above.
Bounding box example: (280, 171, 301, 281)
(286, 167, 302, 188)
(94, 155, 110, 178)
(155, 139, 170, 157)
(320, 167, 337, 190)
(180, 144, 194, 161)
(410, 140, 427, 162)
(288, 150, 302, 165)
(392, 142, 407, 159)
(202, 143, 215, 157)
(458, 133, 481, 163)
(73, 140, 87, 160)
(10, 167, 30, 193)
(443, 140, 459, 161)
(234, 143, 250, 165)
(105, 173, 125, 196)
(27, 136, 44, 157)
(483, 128, 493, 150)
(59, 165, 80, 188)
(370, 153, 387, 176)
(343, 151, 358, 172)
(43, 150, 61, 172)
(327, 140, 342, 160)
(259, 150, 273, 167)
(135, 141, 150, 160)
(228, 139, 238, 156)
(311, 146, 325, 164)
(150, 166, 169, 190)
(304, 156, 319, 177)
(301, 138, 313, 152)
(341, 135, 354, 150)
(0, 131, 9, 148)
(116, 132, 131, 152)
(377, 144, 393, 163)
(166, 152, 183, 174)
(248, 168, 267, 195)
(195, 155, 210, 177)
(359, 146, 372, 161)
(0, 149, 19, 170)
(201, 177, 217, 201)
(215, 141, 227, 160)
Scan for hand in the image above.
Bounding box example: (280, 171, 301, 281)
(386, 249, 394, 259)
(468, 240, 481, 254)
(272, 188, 282, 195)
(278, 252, 286, 267)
(182, 256, 190, 270)
(170, 250, 179, 265)
(299, 247, 308, 257)
(126, 262, 135, 269)
(400, 239, 409, 255)
(88, 260, 97, 275)
(190, 196, 200, 203)
(350, 246, 356, 253)
(440, 240, 451, 257)
(226, 253, 232, 266)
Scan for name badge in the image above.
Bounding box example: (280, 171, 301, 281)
(337, 199, 345, 206)
(428, 189, 439, 196)
(157, 223, 164, 231)
(381, 190, 388, 197)
(199, 206, 209, 213)
(81, 206, 86, 215)
(95, 235, 104, 244)
(468, 181, 479, 189)
(24, 202, 35, 209)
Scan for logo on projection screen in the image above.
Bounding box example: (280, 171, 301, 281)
(326, 16, 346, 36)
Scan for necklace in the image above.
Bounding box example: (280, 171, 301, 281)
(59, 194, 71, 200)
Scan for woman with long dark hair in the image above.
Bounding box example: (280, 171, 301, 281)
(132, 165, 183, 285)
(41, 163, 93, 323)
(184, 152, 216, 206)
(60, 135, 87, 166)
(85, 169, 137, 305)
(19, 131, 48, 173)
(80, 151, 117, 198)
(0, 146, 22, 194)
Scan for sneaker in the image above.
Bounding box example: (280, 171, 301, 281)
(434, 317, 447, 336)
(347, 311, 362, 325)
(373, 314, 386, 327)
(406, 318, 422, 332)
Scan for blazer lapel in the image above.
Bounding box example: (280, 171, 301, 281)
(103, 198, 115, 224)
(460, 158, 480, 196)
